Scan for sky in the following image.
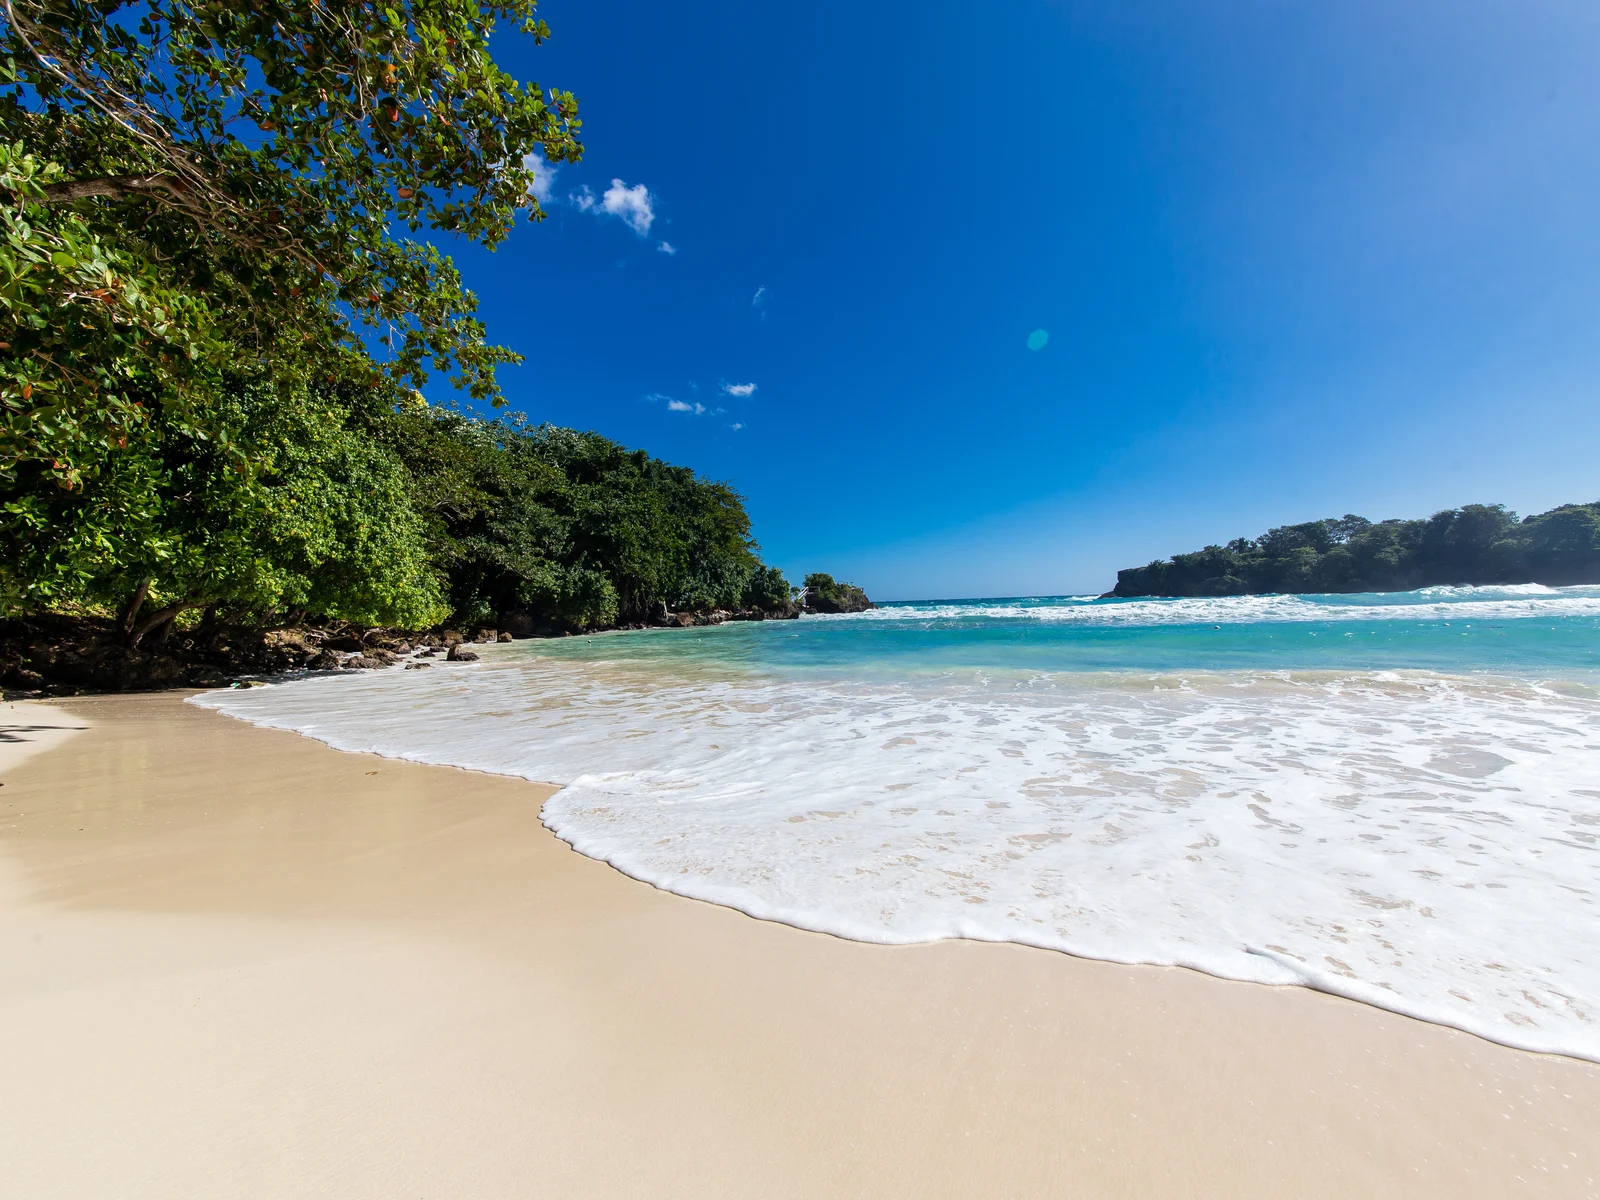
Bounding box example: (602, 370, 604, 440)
(445, 0, 1600, 601)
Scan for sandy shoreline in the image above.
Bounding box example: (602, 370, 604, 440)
(1, 693, 1596, 1197)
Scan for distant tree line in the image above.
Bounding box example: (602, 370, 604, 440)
(1111, 503, 1600, 597)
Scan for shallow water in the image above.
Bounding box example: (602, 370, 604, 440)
(194, 585, 1600, 1060)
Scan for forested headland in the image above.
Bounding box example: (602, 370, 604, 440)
(800, 573, 875, 614)
(0, 0, 817, 692)
(1111, 502, 1600, 597)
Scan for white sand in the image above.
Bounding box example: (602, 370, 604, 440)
(1, 692, 1596, 1198)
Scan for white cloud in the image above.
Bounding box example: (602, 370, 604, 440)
(569, 184, 597, 212)
(667, 399, 706, 415)
(729, 422, 744, 431)
(523, 154, 558, 203)
(601, 178, 655, 235)
(722, 381, 757, 397)
(657, 240, 677, 255)
(752, 285, 766, 306)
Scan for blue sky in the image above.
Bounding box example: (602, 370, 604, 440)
(451, 0, 1600, 600)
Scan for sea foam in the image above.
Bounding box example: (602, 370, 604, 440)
(830, 585, 1600, 627)
(195, 630, 1600, 1062)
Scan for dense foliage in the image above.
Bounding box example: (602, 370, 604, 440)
(1112, 503, 1600, 597)
(1, 360, 792, 639)
(801, 572, 873, 613)
(0, 0, 794, 652)
(1, 0, 580, 407)
(389, 411, 789, 631)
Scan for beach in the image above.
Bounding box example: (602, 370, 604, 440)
(2, 692, 1597, 1198)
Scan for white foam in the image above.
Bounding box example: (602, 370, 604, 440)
(842, 585, 1600, 627)
(194, 651, 1600, 1062)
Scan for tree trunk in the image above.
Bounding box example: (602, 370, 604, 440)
(127, 603, 193, 650)
(119, 579, 152, 643)
(196, 605, 221, 639)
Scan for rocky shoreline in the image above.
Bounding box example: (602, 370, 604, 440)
(0, 603, 806, 699)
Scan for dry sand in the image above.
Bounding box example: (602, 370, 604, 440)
(1, 692, 1596, 1199)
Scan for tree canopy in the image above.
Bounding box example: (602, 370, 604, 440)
(0, 0, 796, 649)
(389, 411, 788, 632)
(1, 0, 580, 404)
(1111, 503, 1600, 597)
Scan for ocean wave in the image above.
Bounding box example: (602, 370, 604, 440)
(823, 586, 1600, 628)
(194, 653, 1600, 1063)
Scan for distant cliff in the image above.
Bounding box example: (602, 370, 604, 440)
(1111, 502, 1600, 598)
(801, 573, 876, 613)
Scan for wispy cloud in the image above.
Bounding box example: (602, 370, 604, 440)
(722, 381, 757, 398)
(752, 285, 766, 306)
(729, 422, 745, 431)
(601, 179, 655, 235)
(657, 240, 677, 255)
(523, 154, 558, 204)
(667, 399, 706, 415)
(569, 184, 597, 212)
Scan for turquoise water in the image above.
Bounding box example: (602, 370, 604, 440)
(527, 585, 1600, 682)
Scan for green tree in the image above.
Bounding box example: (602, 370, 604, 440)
(0, 0, 580, 633)
(1, 0, 581, 406)
(391, 412, 783, 631)
(2, 353, 447, 640)
(801, 572, 872, 613)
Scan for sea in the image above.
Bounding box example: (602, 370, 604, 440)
(193, 584, 1600, 1061)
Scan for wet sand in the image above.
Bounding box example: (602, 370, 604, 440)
(1, 692, 1596, 1198)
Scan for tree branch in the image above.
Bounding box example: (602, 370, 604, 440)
(34, 174, 191, 205)
(127, 597, 206, 649)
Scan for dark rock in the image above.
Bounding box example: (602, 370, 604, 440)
(415, 648, 437, 658)
(500, 609, 537, 637)
(3, 665, 45, 690)
(446, 644, 479, 662)
(307, 650, 343, 671)
(322, 635, 367, 653)
(346, 655, 383, 670)
(496, 632, 514, 643)
(440, 629, 464, 646)
(41, 644, 187, 691)
(404, 662, 432, 670)
(363, 648, 399, 666)
(475, 628, 497, 643)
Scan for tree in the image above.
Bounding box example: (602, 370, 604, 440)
(0, 0, 582, 632)
(801, 572, 872, 613)
(0, 0, 581, 406)
(2, 351, 448, 640)
(389, 412, 785, 631)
